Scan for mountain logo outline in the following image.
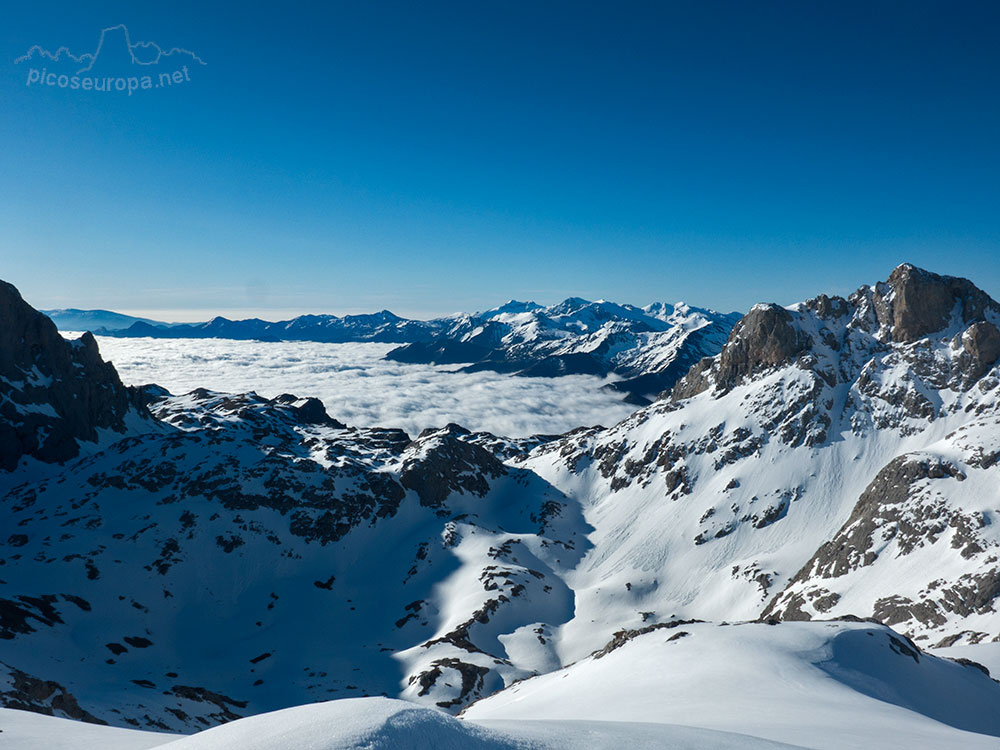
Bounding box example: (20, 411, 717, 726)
(15, 23, 206, 76)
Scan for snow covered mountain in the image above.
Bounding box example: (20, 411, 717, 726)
(387, 298, 741, 403)
(2, 264, 1000, 747)
(85, 298, 741, 404)
(529, 263, 1000, 652)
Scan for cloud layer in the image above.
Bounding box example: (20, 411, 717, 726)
(87, 336, 638, 438)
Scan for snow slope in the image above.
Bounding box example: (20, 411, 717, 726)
(465, 620, 1000, 750)
(0, 707, 171, 750)
(5, 622, 998, 749)
(0, 699, 811, 749)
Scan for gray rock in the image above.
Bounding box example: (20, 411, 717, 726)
(962, 321, 1000, 381)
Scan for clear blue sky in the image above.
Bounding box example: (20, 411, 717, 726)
(1, 1, 998, 320)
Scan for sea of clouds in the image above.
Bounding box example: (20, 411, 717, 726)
(86, 336, 638, 438)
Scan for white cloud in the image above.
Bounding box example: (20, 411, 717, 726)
(85, 336, 637, 438)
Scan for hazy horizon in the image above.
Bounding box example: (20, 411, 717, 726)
(36, 260, 1000, 324)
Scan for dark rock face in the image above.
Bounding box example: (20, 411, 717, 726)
(670, 357, 715, 400)
(803, 294, 850, 320)
(0, 281, 147, 471)
(400, 424, 507, 508)
(675, 304, 812, 399)
(271, 394, 346, 428)
(873, 264, 1000, 343)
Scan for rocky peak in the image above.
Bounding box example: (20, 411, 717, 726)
(803, 293, 850, 321)
(672, 266, 1000, 404)
(872, 264, 1000, 343)
(0, 280, 147, 470)
(715, 304, 812, 391)
(271, 393, 346, 428)
(673, 303, 812, 399)
(400, 423, 506, 508)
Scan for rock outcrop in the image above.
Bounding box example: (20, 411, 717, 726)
(713, 304, 812, 392)
(873, 263, 1000, 343)
(0, 280, 147, 470)
(672, 303, 812, 399)
(400, 424, 507, 508)
(962, 322, 1000, 381)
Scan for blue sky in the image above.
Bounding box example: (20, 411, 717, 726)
(1, 1, 998, 320)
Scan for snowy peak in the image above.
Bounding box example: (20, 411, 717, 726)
(479, 300, 544, 318)
(388, 297, 741, 403)
(104, 311, 440, 344)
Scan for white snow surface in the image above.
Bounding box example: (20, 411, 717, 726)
(71, 336, 635, 438)
(6, 621, 1000, 750)
(0, 699, 807, 749)
(465, 620, 1000, 750)
(0, 708, 172, 749)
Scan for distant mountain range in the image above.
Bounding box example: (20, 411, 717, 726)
(46, 299, 743, 404)
(41, 308, 179, 332)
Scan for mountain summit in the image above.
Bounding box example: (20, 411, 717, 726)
(0, 280, 148, 470)
(874, 263, 1000, 343)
